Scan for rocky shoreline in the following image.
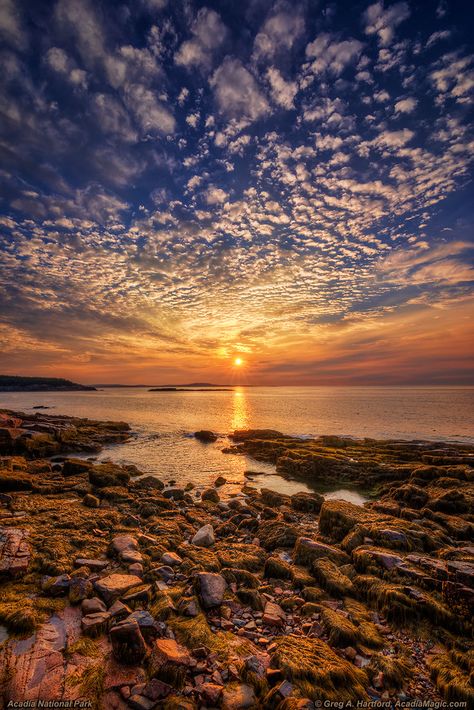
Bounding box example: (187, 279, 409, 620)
(0, 410, 473, 709)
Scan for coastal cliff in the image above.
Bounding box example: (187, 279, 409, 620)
(0, 413, 472, 708)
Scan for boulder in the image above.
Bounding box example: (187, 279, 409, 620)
(94, 573, 143, 604)
(110, 618, 147, 664)
(192, 524, 215, 548)
(128, 610, 162, 643)
(196, 572, 227, 608)
(294, 537, 350, 566)
(258, 520, 298, 551)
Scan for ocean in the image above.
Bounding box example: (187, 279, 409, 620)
(2, 386, 473, 500)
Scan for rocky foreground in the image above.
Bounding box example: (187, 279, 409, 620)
(0, 411, 473, 709)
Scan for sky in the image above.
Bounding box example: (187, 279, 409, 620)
(0, 0, 473, 386)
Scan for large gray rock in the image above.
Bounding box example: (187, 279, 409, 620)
(196, 572, 226, 608)
(192, 524, 215, 548)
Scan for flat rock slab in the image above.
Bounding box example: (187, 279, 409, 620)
(94, 573, 143, 604)
(0, 527, 30, 577)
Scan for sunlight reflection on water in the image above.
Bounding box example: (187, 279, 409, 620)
(1, 385, 472, 500)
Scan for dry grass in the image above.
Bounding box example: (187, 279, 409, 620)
(270, 635, 368, 702)
(312, 558, 355, 596)
(429, 650, 474, 705)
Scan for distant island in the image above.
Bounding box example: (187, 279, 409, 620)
(0, 376, 97, 392)
(95, 382, 237, 388)
(149, 387, 233, 392)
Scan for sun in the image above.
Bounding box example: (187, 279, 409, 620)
(234, 357, 243, 367)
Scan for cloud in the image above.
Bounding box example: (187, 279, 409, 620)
(266, 67, 298, 109)
(394, 97, 417, 113)
(363, 1, 410, 46)
(55, 0, 106, 67)
(175, 7, 227, 70)
(305, 33, 364, 75)
(0, 0, 27, 49)
(372, 128, 414, 149)
(379, 242, 474, 285)
(253, 4, 304, 61)
(205, 186, 228, 204)
(210, 57, 270, 122)
(123, 84, 175, 135)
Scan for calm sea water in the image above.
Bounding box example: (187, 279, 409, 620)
(2, 386, 473, 500)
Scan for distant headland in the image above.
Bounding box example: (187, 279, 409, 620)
(0, 375, 97, 392)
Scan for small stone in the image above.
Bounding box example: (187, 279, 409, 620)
(161, 552, 183, 566)
(110, 535, 138, 557)
(214, 476, 227, 487)
(74, 558, 108, 571)
(82, 493, 100, 508)
(202, 488, 220, 503)
(142, 678, 172, 701)
(262, 601, 286, 628)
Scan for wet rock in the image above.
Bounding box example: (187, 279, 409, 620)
(82, 493, 100, 508)
(110, 618, 147, 664)
(0, 527, 30, 577)
(196, 572, 227, 608)
(202, 487, 220, 503)
(89, 463, 131, 488)
(162, 487, 184, 500)
(214, 476, 227, 487)
(260, 488, 290, 507)
(195, 430, 218, 443)
(192, 524, 215, 548)
(135, 475, 165, 491)
(94, 573, 143, 604)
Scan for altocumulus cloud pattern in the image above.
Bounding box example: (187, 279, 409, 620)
(0, 0, 473, 384)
